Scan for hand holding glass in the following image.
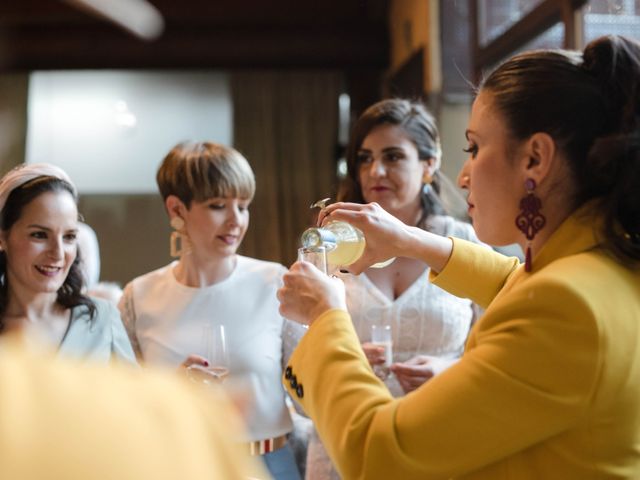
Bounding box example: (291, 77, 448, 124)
(186, 323, 230, 385)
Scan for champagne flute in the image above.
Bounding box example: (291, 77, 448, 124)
(371, 323, 393, 380)
(187, 323, 230, 385)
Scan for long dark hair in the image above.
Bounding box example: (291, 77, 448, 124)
(0, 176, 96, 331)
(481, 35, 640, 265)
(337, 98, 446, 227)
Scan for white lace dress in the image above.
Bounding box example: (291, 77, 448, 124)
(305, 215, 482, 480)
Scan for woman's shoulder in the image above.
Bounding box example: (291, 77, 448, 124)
(89, 296, 113, 310)
(538, 248, 639, 304)
(73, 296, 117, 325)
(123, 262, 176, 291)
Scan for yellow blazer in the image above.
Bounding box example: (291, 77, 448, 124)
(283, 209, 640, 479)
(0, 334, 268, 480)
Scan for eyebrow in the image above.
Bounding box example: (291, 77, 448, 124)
(358, 146, 405, 153)
(27, 224, 51, 231)
(27, 224, 78, 232)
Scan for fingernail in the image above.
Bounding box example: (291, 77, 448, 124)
(339, 269, 349, 274)
(204, 360, 209, 367)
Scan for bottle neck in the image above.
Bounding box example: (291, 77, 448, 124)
(301, 227, 337, 250)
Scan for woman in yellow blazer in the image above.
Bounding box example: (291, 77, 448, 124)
(277, 35, 640, 479)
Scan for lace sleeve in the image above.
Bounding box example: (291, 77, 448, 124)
(118, 283, 143, 360)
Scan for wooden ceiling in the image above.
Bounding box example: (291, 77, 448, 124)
(0, 0, 390, 71)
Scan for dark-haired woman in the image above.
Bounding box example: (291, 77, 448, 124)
(278, 35, 640, 478)
(306, 99, 483, 480)
(0, 163, 135, 363)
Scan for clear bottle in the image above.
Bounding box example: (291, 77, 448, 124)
(303, 198, 394, 269)
(301, 221, 365, 267)
(301, 221, 394, 268)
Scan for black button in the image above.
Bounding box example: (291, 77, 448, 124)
(284, 366, 292, 380)
(296, 384, 304, 398)
(290, 375, 298, 389)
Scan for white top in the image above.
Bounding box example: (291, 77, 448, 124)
(346, 214, 479, 396)
(119, 255, 300, 441)
(306, 215, 482, 480)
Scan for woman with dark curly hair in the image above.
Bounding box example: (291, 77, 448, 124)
(0, 163, 135, 363)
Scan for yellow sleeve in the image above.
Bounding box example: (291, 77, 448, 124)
(284, 276, 600, 479)
(430, 237, 521, 309)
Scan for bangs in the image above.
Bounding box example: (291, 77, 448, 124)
(190, 152, 255, 202)
(158, 142, 256, 206)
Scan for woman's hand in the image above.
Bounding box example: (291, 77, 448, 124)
(361, 342, 387, 366)
(179, 354, 209, 372)
(317, 202, 416, 274)
(390, 355, 459, 394)
(318, 202, 454, 275)
(277, 261, 347, 326)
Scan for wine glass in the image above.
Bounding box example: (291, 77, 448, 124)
(370, 323, 393, 380)
(186, 323, 230, 385)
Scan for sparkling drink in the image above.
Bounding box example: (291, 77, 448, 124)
(371, 324, 393, 380)
(186, 323, 230, 386)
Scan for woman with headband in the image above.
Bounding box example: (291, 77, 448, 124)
(0, 163, 135, 363)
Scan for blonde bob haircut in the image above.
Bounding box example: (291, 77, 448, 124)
(157, 141, 255, 207)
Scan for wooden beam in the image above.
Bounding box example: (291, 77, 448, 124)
(0, 0, 390, 71)
(472, 0, 588, 71)
(0, 24, 389, 71)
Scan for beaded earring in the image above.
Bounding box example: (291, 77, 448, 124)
(515, 178, 546, 272)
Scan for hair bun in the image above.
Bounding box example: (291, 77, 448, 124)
(582, 35, 640, 135)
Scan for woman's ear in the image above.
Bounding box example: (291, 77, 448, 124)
(165, 195, 186, 221)
(521, 132, 556, 183)
(422, 157, 438, 183)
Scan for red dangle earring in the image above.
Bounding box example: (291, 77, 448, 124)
(515, 178, 546, 272)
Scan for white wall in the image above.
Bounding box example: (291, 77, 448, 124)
(26, 70, 231, 193)
(436, 101, 472, 220)
(439, 100, 471, 183)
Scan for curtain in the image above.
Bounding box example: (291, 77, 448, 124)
(0, 73, 29, 173)
(231, 71, 343, 267)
